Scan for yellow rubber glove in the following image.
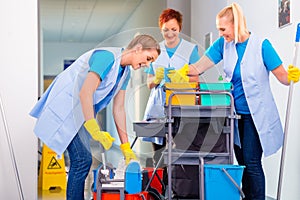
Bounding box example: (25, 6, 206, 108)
(120, 142, 137, 165)
(84, 119, 115, 150)
(288, 65, 300, 83)
(167, 64, 189, 83)
(153, 67, 165, 84)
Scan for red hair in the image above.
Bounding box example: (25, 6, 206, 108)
(158, 8, 182, 31)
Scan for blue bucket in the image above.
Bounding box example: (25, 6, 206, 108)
(124, 161, 142, 194)
(200, 82, 232, 106)
(204, 164, 245, 200)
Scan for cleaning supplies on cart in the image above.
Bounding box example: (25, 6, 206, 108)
(199, 82, 232, 106)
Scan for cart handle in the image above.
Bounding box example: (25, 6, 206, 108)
(221, 168, 245, 198)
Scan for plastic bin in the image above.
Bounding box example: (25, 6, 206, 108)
(95, 191, 148, 200)
(125, 161, 142, 194)
(143, 167, 164, 194)
(204, 164, 245, 200)
(200, 82, 232, 106)
(165, 82, 198, 105)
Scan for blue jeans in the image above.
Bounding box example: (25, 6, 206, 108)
(234, 114, 265, 200)
(66, 126, 92, 200)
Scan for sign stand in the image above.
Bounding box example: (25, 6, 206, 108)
(39, 144, 67, 190)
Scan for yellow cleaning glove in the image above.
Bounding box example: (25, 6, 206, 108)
(84, 119, 115, 150)
(120, 142, 137, 165)
(287, 65, 300, 83)
(167, 64, 189, 83)
(153, 67, 165, 84)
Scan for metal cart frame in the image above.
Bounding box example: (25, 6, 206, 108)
(133, 89, 236, 200)
(164, 90, 236, 200)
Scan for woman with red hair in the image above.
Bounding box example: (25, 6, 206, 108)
(143, 8, 200, 165)
(143, 8, 203, 198)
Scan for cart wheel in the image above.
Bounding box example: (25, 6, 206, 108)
(147, 187, 164, 200)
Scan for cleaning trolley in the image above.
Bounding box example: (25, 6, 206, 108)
(133, 82, 245, 200)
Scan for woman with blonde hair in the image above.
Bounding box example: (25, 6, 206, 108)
(30, 34, 160, 200)
(189, 3, 300, 199)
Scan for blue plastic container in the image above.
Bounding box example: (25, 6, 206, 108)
(124, 161, 142, 194)
(204, 164, 245, 200)
(200, 82, 232, 106)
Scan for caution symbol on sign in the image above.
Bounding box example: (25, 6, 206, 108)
(47, 156, 62, 169)
(39, 144, 66, 190)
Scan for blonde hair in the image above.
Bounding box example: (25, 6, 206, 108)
(217, 2, 248, 43)
(126, 34, 161, 55)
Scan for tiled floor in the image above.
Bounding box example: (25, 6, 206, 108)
(38, 188, 66, 200)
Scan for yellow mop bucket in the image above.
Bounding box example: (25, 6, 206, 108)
(165, 82, 198, 106)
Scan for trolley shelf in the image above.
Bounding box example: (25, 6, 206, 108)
(165, 105, 231, 118)
(162, 150, 231, 165)
(133, 121, 165, 137)
(132, 89, 236, 200)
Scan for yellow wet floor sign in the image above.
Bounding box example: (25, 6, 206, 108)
(39, 144, 67, 190)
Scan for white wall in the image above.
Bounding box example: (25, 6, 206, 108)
(0, 0, 38, 199)
(167, 0, 191, 36)
(43, 42, 96, 75)
(191, 0, 300, 199)
(191, 0, 227, 82)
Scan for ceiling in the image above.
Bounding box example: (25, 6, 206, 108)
(39, 0, 145, 43)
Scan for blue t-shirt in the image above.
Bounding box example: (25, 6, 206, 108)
(89, 50, 130, 112)
(145, 39, 200, 75)
(205, 36, 282, 114)
(89, 50, 130, 90)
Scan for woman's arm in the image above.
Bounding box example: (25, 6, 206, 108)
(79, 72, 101, 120)
(113, 89, 128, 143)
(272, 64, 289, 86)
(189, 55, 215, 76)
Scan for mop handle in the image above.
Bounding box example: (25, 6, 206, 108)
(277, 23, 300, 200)
(0, 94, 24, 200)
(99, 143, 107, 171)
(296, 23, 300, 43)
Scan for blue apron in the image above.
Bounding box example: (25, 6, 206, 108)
(223, 34, 284, 156)
(30, 47, 130, 156)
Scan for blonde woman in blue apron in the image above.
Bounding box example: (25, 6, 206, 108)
(30, 34, 160, 200)
(189, 3, 300, 200)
